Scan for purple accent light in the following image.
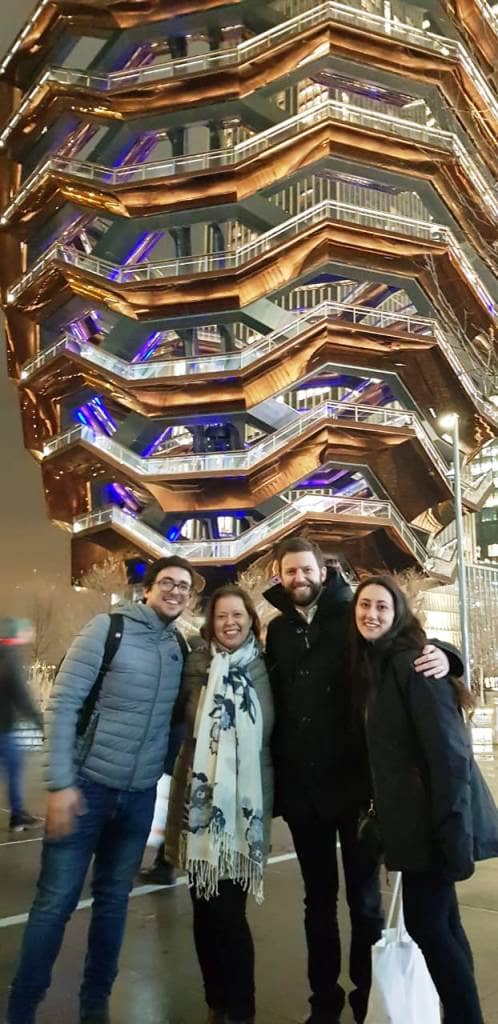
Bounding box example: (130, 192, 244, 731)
(109, 231, 164, 282)
(106, 482, 140, 514)
(131, 330, 164, 363)
(113, 131, 159, 169)
(142, 426, 174, 458)
(73, 396, 116, 436)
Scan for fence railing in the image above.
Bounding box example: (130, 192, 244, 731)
(9, 196, 497, 330)
(1, 0, 496, 151)
(2, 93, 496, 227)
(41, 397, 454, 484)
(21, 300, 434, 381)
(71, 497, 453, 575)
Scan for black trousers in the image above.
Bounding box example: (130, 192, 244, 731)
(190, 881, 255, 1021)
(402, 871, 483, 1024)
(286, 802, 384, 1023)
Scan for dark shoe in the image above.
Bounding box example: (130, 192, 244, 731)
(9, 811, 43, 832)
(224, 1018, 254, 1024)
(207, 1010, 225, 1024)
(139, 860, 177, 886)
(303, 1017, 341, 1024)
(80, 1011, 110, 1024)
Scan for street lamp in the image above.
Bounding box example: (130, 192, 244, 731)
(439, 413, 471, 688)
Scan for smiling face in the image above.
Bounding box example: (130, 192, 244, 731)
(279, 551, 327, 608)
(355, 584, 395, 642)
(144, 565, 192, 622)
(213, 594, 253, 651)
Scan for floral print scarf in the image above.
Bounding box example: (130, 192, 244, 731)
(184, 632, 264, 903)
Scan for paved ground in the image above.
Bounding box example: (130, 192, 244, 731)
(0, 753, 497, 1023)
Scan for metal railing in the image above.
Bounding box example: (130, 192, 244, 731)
(431, 322, 498, 428)
(41, 398, 453, 483)
(21, 301, 498, 437)
(21, 301, 434, 381)
(7, 198, 497, 322)
(473, 0, 498, 37)
(70, 497, 454, 575)
(1, 1, 497, 148)
(2, 94, 496, 227)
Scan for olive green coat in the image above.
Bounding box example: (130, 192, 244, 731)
(165, 644, 275, 867)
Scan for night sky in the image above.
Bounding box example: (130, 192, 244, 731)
(0, 2, 69, 588)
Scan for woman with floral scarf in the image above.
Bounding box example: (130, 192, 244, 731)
(165, 584, 274, 1024)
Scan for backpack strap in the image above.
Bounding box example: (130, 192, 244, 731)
(76, 613, 124, 737)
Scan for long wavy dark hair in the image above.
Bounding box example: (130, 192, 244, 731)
(350, 574, 473, 713)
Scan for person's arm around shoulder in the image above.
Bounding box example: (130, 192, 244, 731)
(414, 639, 463, 679)
(45, 613, 111, 839)
(401, 660, 473, 881)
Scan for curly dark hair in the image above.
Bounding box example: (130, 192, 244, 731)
(202, 584, 261, 644)
(351, 574, 473, 712)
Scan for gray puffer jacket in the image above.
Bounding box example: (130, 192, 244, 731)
(47, 602, 184, 792)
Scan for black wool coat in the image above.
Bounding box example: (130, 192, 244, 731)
(264, 569, 370, 819)
(363, 646, 475, 882)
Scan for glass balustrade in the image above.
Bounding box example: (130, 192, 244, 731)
(20, 302, 498, 436)
(70, 498, 454, 575)
(41, 398, 452, 481)
(41, 394, 492, 501)
(1, 0, 496, 154)
(7, 198, 497, 322)
(3, 95, 496, 228)
(21, 301, 434, 379)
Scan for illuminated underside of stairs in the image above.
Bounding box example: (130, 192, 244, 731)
(0, 0, 496, 585)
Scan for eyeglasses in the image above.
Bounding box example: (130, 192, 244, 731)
(155, 576, 192, 595)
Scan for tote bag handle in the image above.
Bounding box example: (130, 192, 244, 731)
(385, 872, 405, 941)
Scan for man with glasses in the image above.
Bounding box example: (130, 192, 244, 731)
(6, 556, 199, 1024)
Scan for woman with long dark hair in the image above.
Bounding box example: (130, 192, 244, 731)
(350, 574, 486, 1024)
(165, 584, 274, 1024)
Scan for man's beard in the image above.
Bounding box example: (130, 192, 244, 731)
(286, 579, 323, 608)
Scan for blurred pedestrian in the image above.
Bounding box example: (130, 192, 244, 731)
(0, 618, 43, 832)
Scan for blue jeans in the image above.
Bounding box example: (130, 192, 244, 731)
(7, 776, 156, 1024)
(0, 730, 24, 814)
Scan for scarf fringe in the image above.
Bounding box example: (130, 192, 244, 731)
(182, 830, 264, 905)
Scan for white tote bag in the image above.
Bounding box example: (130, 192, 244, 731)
(365, 873, 441, 1024)
(146, 773, 171, 847)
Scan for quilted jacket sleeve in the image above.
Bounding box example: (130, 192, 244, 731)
(46, 614, 110, 791)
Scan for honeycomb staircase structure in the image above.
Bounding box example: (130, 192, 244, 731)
(0, 0, 496, 585)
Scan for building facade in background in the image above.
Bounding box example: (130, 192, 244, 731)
(0, 0, 496, 594)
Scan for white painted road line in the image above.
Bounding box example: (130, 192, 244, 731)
(0, 836, 43, 847)
(0, 851, 298, 929)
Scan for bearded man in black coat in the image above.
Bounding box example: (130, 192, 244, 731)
(264, 538, 461, 1024)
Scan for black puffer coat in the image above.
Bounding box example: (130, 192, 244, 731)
(265, 569, 370, 818)
(363, 646, 475, 882)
